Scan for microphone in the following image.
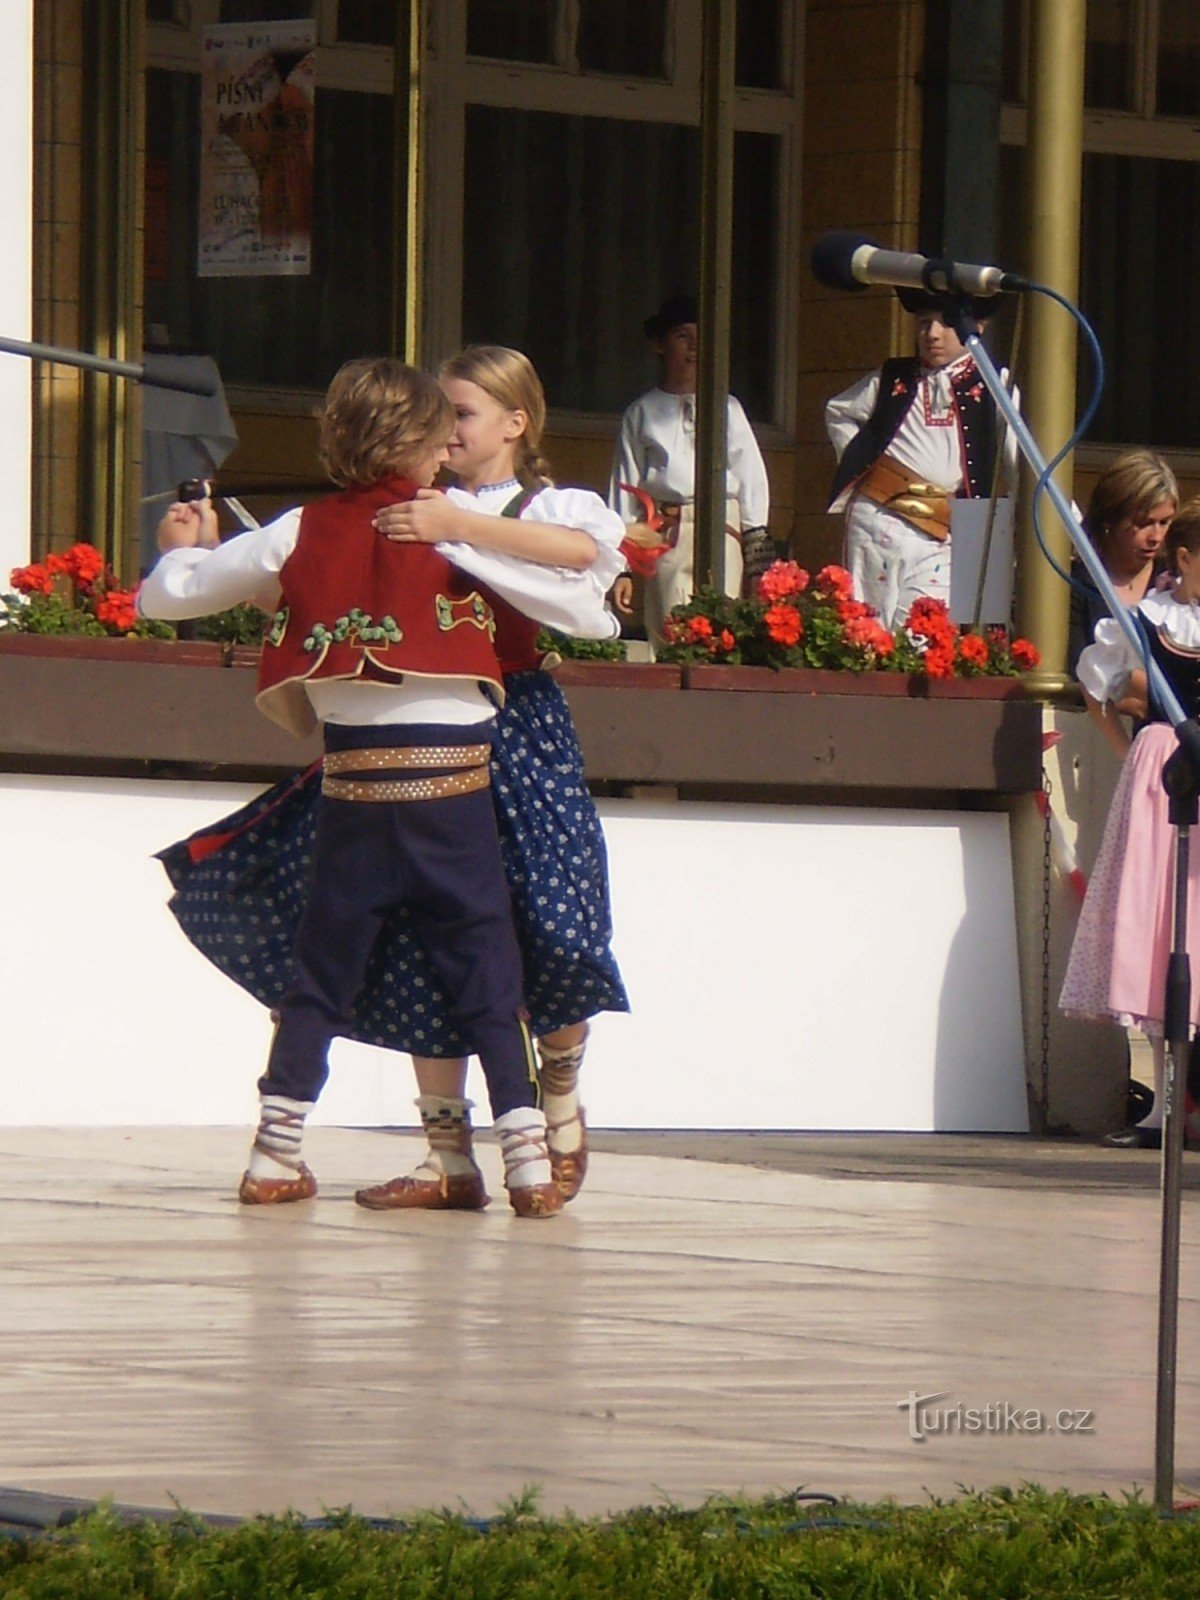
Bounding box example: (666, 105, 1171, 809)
(810, 231, 1028, 297)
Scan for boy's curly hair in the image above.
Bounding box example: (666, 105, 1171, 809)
(318, 358, 454, 487)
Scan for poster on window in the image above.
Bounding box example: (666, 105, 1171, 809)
(198, 20, 315, 278)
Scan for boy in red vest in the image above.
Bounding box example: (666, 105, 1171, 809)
(141, 358, 618, 1217)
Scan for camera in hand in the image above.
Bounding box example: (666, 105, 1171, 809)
(178, 477, 213, 503)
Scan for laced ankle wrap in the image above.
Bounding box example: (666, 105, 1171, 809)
(496, 1113, 551, 1186)
(537, 1027, 588, 1097)
(416, 1095, 475, 1161)
(253, 1095, 313, 1174)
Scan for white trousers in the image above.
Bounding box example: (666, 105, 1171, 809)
(843, 494, 950, 631)
(644, 500, 743, 650)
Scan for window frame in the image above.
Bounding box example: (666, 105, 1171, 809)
(145, 0, 804, 438)
(1000, 0, 1200, 467)
(421, 0, 802, 440)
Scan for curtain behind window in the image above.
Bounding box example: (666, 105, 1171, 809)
(462, 106, 778, 421)
(145, 69, 394, 391)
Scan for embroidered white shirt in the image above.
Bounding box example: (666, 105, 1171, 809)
(607, 387, 770, 527)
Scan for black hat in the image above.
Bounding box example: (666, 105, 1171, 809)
(644, 294, 698, 340)
(895, 285, 1000, 321)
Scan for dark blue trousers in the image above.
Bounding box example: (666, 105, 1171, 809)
(260, 722, 538, 1119)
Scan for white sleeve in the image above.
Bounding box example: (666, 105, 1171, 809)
(440, 543, 619, 640)
(726, 397, 770, 527)
(136, 509, 300, 619)
(1076, 616, 1140, 704)
(523, 486, 628, 592)
(824, 371, 880, 461)
(608, 404, 646, 524)
(999, 375, 1020, 485)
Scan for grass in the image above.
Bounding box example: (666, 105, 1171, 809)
(3, 1486, 1200, 1598)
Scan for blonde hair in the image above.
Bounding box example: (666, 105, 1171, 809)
(318, 358, 454, 487)
(438, 345, 552, 488)
(1083, 449, 1179, 547)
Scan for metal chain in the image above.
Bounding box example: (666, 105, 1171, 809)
(1039, 765, 1054, 1124)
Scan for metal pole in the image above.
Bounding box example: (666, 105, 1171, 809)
(695, 0, 735, 595)
(79, 0, 142, 578)
(1156, 812, 1191, 1512)
(391, 0, 424, 364)
(1015, 0, 1085, 693)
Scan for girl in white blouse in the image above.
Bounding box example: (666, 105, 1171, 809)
(1061, 500, 1200, 1147)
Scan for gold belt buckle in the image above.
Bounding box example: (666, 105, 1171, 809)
(887, 483, 949, 520)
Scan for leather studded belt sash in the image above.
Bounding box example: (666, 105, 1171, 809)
(321, 742, 492, 803)
(856, 454, 955, 543)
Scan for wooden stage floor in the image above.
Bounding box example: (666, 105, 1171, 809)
(3, 1126, 1200, 1522)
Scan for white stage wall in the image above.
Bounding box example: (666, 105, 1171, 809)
(0, 775, 1028, 1132)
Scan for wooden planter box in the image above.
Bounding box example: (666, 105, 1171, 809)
(0, 637, 1043, 795)
(550, 660, 682, 690)
(682, 664, 1031, 699)
(0, 633, 229, 668)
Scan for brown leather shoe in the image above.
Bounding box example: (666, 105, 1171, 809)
(237, 1163, 318, 1205)
(548, 1109, 588, 1202)
(354, 1167, 490, 1212)
(507, 1180, 565, 1218)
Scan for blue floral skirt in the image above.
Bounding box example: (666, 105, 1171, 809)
(157, 672, 629, 1056)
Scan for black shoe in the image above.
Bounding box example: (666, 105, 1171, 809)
(1103, 1125, 1162, 1150)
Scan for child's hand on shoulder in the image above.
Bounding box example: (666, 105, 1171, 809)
(374, 488, 459, 545)
(156, 500, 220, 553)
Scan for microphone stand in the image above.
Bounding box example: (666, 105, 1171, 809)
(0, 335, 219, 396)
(946, 299, 1198, 1513)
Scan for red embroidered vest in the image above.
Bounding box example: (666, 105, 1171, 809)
(491, 596, 543, 675)
(256, 476, 504, 736)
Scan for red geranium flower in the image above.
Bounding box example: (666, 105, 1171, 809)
(1011, 638, 1041, 670)
(757, 560, 809, 604)
(845, 615, 895, 656)
(95, 588, 138, 632)
(9, 561, 53, 595)
(958, 633, 989, 669)
(813, 564, 854, 601)
(61, 543, 106, 586)
(686, 614, 714, 640)
(718, 629, 735, 653)
(764, 603, 802, 647)
(923, 643, 956, 679)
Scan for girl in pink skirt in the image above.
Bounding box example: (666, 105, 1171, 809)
(1061, 501, 1200, 1147)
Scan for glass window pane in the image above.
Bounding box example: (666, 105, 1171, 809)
(1076, 152, 1200, 448)
(467, 0, 556, 64)
(736, 0, 785, 90)
(462, 106, 777, 422)
(1000, 0, 1025, 103)
(577, 0, 666, 78)
(220, 1, 316, 20)
(144, 70, 394, 390)
(1157, 0, 1200, 117)
(336, 2, 396, 47)
(1084, 0, 1134, 110)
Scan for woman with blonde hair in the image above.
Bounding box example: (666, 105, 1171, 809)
(1068, 449, 1179, 680)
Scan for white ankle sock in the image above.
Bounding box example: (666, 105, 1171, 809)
(247, 1095, 314, 1179)
(414, 1094, 478, 1179)
(493, 1106, 552, 1189)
